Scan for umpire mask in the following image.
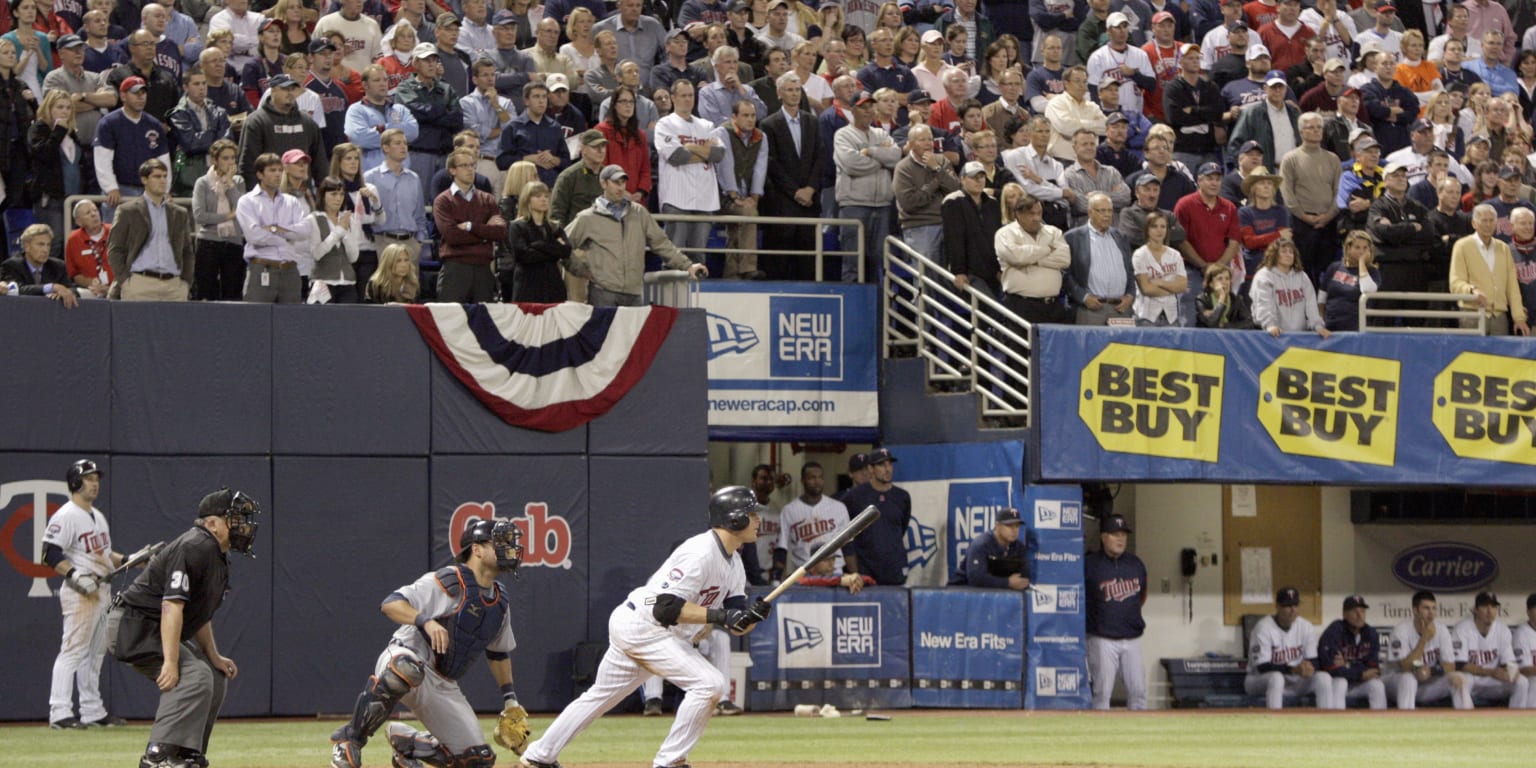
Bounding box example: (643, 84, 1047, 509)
(199, 489, 261, 557)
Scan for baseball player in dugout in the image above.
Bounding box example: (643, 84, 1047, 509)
(1083, 514, 1147, 710)
(520, 486, 771, 768)
(330, 518, 529, 768)
(1387, 590, 1469, 710)
(107, 488, 262, 768)
(1245, 586, 1333, 709)
(1317, 594, 1387, 710)
(839, 448, 913, 586)
(1516, 594, 1536, 708)
(1453, 591, 1528, 708)
(43, 460, 131, 730)
(775, 461, 866, 593)
(947, 507, 1030, 590)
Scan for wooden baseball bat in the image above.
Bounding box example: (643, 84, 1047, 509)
(761, 505, 879, 603)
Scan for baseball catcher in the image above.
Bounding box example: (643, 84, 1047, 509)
(331, 518, 526, 768)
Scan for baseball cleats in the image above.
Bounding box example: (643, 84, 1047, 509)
(49, 717, 86, 730)
(86, 714, 128, 727)
(331, 740, 364, 768)
(715, 700, 743, 716)
(518, 758, 562, 768)
(643, 698, 663, 716)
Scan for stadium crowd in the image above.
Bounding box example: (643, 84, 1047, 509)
(0, 0, 1531, 329)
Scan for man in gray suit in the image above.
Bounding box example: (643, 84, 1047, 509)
(1064, 191, 1136, 325)
(106, 159, 195, 301)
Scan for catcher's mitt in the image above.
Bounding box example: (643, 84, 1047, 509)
(494, 703, 530, 754)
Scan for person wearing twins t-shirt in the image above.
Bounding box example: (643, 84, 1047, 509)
(1317, 594, 1386, 709)
(1452, 591, 1528, 708)
(1513, 594, 1536, 709)
(1245, 586, 1333, 709)
(1387, 589, 1468, 709)
(1083, 514, 1146, 710)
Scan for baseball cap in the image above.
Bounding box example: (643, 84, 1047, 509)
(848, 452, 869, 471)
(412, 43, 441, 60)
(854, 93, 877, 107)
(961, 160, 987, 178)
(1339, 86, 1361, 100)
(807, 24, 822, 38)
(1376, 2, 1396, 12)
(436, 12, 460, 28)
(599, 164, 629, 182)
(867, 447, 897, 465)
(1227, 20, 1249, 33)
(282, 149, 312, 165)
(1106, 11, 1130, 27)
(1382, 158, 1409, 176)
(1353, 134, 1379, 151)
(996, 508, 1022, 526)
(56, 33, 84, 50)
(1197, 162, 1224, 178)
(258, 17, 278, 32)
(728, 0, 752, 12)
(1106, 112, 1128, 125)
(1265, 70, 1287, 87)
(267, 73, 300, 89)
(907, 91, 933, 106)
(491, 9, 518, 25)
(1410, 118, 1432, 132)
(921, 29, 943, 44)
(1151, 10, 1174, 24)
(578, 129, 608, 147)
(1475, 591, 1501, 607)
(1343, 594, 1369, 611)
(1238, 139, 1264, 156)
(1324, 57, 1347, 72)
(1276, 587, 1301, 607)
(666, 27, 688, 41)
(308, 38, 337, 54)
(1247, 44, 1272, 62)
(547, 72, 570, 92)
(768, 0, 790, 9)
(1100, 514, 1132, 534)
(1180, 43, 1200, 58)
(1466, 132, 1491, 145)
(1134, 173, 1162, 188)
(118, 75, 147, 94)
(1499, 165, 1522, 180)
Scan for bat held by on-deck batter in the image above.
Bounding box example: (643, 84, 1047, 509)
(761, 505, 879, 603)
(109, 541, 164, 578)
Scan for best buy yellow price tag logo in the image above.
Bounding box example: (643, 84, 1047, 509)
(1078, 343, 1224, 462)
(1256, 349, 1400, 466)
(1432, 352, 1536, 465)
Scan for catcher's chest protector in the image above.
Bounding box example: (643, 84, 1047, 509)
(429, 565, 509, 680)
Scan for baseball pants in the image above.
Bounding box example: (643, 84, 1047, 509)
(1516, 675, 1536, 708)
(373, 643, 484, 753)
(642, 629, 730, 702)
(1086, 635, 1146, 710)
(1324, 676, 1387, 710)
(121, 639, 228, 753)
(1244, 670, 1332, 709)
(49, 586, 111, 723)
(1388, 672, 1466, 709)
(1461, 675, 1523, 708)
(525, 604, 728, 768)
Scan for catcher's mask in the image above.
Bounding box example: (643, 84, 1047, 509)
(459, 518, 523, 573)
(198, 488, 261, 557)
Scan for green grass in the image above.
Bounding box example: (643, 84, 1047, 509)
(7, 710, 1536, 767)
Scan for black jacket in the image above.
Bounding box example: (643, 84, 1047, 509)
(1, 255, 73, 295)
(941, 188, 1003, 295)
(0, 74, 34, 199)
(1163, 75, 1224, 155)
(1367, 192, 1439, 263)
(760, 108, 823, 213)
(26, 122, 89, 200)
(507, 217, 571, 303)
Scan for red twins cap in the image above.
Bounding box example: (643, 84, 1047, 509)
(1276, 587, 1301, 606)
(1151, 10, 1174, 24)
(119, 76, 148, 94)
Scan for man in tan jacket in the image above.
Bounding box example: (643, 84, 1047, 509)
(1451, 204, 1531, 336)
(565, 165, 707, 307)
(996, 192, 1072, 326)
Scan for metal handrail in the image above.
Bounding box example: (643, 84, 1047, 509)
(1359, 291, 1486, 334)
(652, 213, 866, 282)
(644, 270, 700, 308)
(882, 236, 1033, 424)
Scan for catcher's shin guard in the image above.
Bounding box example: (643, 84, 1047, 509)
(332, 655, 426, 746)
(384, 722, 456, 768)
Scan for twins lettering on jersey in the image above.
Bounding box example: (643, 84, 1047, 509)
(1097, 577, 1142, 603)
(76, 529, 110, 556)
(1465, 646, 1501, 666)
(697, 586, 721, 607)
(1276, 286, 1308, 308)
(1257, 643, 1306, 666)
(790, 517, 837, 543)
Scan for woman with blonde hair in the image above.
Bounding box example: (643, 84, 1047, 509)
(874, 2, 903, 34)
(329, 142, 383, 288)
(499, 160, 543, 299)
(1459, 82, 1491, 142)
(1319, 229, 1381, 332)
(1251, 238, 1330, 338)
(818, 3, 846, 42)
(1424, 90, 1464, 157)
(191, 138, 247, 300)
(365, 243, 421, 304)
(508, 180, 572, 302)
(378, 22, 419, 94)
(561, 7, 599, 95)
(273, 0, 313, 56)
(27, 88, 84, 258)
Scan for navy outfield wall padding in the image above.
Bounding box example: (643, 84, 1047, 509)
(110, 302, 274, 456)
(430, 455, 591, 711)
(587, 310, 709, 455)
(104, 456, 274, 719)
(271, 307, 432, 457)
(429, 359, 589, 455)
(270, 456, 430, 715)
(586, 455, 711, 641)
(0, 300, 111, 452)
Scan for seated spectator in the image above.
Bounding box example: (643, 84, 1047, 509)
(946, 507, 1028, 589)
(1196, 262, 1256, 328)
(1320, 229, 1381, 331)
(168, 69, 234, 196)
(1251, 237, 1330, 337)
(64, 201, 113, 299)
(564, 164, 707, 307)
(191, 138, 249, 301)
(1131, 211, 1188, 326)
(433, 148, 507, 303)
(507, 180, 573, 303)
(28, 90, 89, 260)
(1, 225, 79, 307)
(306, 175, 364, 303)
(1238, 166, 1290, 284)
(364, 242, 421, 303)
(236, 151, 313, 303)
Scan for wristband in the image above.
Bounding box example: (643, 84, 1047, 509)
(500, 684, 518, 705)
(706, 608, 726, 626)
(413, 614, 429, 630)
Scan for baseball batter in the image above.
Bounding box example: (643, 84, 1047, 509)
(42, 459, 126, 729)
(1317, 595, 1386, 710)
(1245, 587, 1333, 709)
(520, 486, 771, 768)
(1083, 514, 1147, 710)
(1513, 594, 1536, 709)
(331, 518, 528, 768)
(1453, 591, 1527, 708)
(640, 631, 734, 717)
(1387, 590, 1468, 710)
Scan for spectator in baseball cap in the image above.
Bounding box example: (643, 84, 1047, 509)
(1084, 513, 1147, 710)
(839, 449, 911, 586)
(948, 508, 1029, 590)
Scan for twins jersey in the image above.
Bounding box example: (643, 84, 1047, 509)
(653, 113, 722, 212)
(41, 501, 112, 578)
(1248, 615, 1320, 675)
(1388, 619, 1463, 670)
(388, 566, 516, 678)
(775, 496, 851, 574)
(1514, 623, 1536, 669)
(627, 530, 747, 644)
(752, 506, 782, 579)
(1086, 44, 1155, 114)
(1454, 618, 1516, 669)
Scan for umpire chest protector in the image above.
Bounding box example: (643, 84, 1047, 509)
(425, 565, 508, 680)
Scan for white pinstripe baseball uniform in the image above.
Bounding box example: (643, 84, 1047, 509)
(1513, 621, 1536, 708)
(1244, 615, 1332, 709)
(1387, 619, 1466, 709)
(43, 500, 114, 724)
(775, 496, 850, 574)
(523, 529, 747, 768)
(1454, 617, 1525, 707)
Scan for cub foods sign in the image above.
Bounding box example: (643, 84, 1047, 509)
(1392, 542, 1499, 593)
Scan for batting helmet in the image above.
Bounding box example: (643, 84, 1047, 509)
(708, 486, 762, 532)
(66, 459, 101, 493)
(459, 518, 524, 573)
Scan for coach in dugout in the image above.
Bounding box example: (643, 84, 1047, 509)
(1084, 513, 1147, 710)
(947, 507, 1029, 590)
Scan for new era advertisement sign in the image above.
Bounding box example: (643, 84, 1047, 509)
(776, 602, 882, 668)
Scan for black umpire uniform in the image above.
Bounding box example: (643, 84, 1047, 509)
(108, 489, 260, 768)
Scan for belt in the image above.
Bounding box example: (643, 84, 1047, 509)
(134, 270, 178, 280)
(1010, 294, 1058, 303)
(377, 232, 414, 240)
(250, 258, 295, 269)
